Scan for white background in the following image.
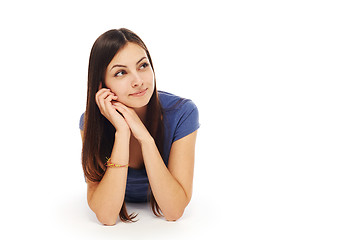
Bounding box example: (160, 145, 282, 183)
(0, 0, 359, 239)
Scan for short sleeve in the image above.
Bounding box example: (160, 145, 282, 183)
(173, 100, 200, 142)
(79, 112, 85, 131)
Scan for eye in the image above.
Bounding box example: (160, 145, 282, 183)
(115, 70, 126, 77)
(139, 62, 149, 70)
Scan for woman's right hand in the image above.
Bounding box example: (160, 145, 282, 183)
(95, 88, 130, 134)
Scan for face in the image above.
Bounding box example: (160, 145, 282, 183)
(104, 42, 155, 109)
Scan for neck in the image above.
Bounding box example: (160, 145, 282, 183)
(134, 105, 147, 123)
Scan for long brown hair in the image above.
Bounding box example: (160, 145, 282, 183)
(82, 28, 164, 222)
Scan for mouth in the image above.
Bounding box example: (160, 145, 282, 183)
(129, 88, 148, 97)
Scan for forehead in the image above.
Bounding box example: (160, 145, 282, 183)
(109, 42, 147, 67)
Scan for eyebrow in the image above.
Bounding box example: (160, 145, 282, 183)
(110, 57, 147, 70)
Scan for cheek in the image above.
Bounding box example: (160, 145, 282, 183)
(106, 81, 127, 97)
(112, 88, 127, 98)
(145, 71, 155, 85)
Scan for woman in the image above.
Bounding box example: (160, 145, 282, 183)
(79, 28, 199, 225)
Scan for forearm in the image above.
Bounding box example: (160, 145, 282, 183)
(88, 132, 130, 224)
(140, 138, 190, 221)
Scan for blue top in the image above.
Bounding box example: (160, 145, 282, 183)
(79, 90, 200, 202)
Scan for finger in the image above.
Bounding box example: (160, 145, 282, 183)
(105, 94, 117, 102)
(112, 102, 130, 116)
(113, 103, 137, 119)
(112, 104, 127, 116)
(97, 89, 112, 102)
(95, 88, 109, 97)
(96, 88, 110, 99)
(104, 94, 118, 112)
(95, 88, 110, 106)
(112, 101, 126, 108)
(112, 105, 144, 136)
(97, 90, 113, 113)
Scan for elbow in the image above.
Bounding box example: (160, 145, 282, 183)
(88, 201, 119, 226)
(96, 213, 118, 226)
(164, 197, 191, 222)
(164, 209, 184, 222)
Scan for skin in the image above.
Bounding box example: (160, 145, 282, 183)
(80, 42, 198, 225)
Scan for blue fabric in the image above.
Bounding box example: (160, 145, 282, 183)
(79, 90, 200, 203)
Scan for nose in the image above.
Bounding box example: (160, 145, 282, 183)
(131, 72, 144, 88)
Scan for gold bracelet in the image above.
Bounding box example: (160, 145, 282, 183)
(105, 157, 129, 168)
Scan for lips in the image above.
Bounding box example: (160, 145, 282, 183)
(129, 88, 148, 97)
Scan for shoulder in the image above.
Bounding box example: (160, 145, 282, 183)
(79, 112, 85, 130)
(158, 90, 198, 113)
(159, 91, 200, 142)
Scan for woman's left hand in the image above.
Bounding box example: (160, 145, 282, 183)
(112, 102, 152, 143)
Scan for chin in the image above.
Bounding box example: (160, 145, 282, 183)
(127, 102, 148, 109)
(127, 89, 154, 108)
(125, 97, 151, 109)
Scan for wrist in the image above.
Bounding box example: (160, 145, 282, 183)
(139, 134, 155, 145)
(112, 131, 130, 165)
(115, 129, 131, 139)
